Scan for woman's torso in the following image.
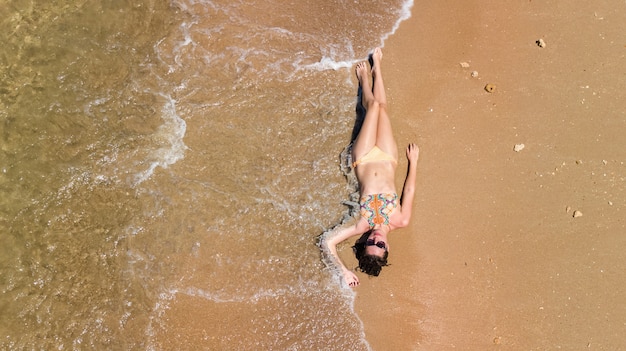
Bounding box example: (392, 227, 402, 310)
(354, 160, 397, 196)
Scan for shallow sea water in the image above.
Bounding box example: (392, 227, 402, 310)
(0, 0, 412, 349)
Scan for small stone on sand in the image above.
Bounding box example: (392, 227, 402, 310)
(514, 144, 525, 152)
(471, 71, 479, 78)
(485, 84, 496, 93)
(573, 210, 583, 218)
(536, 38, 546, 48)
(460, 62, 470, 68)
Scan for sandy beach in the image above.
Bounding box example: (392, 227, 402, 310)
(350, 0, 626, 349)
(4, 0, 623, 348)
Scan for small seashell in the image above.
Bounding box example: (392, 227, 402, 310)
(460, 62, 470, 68)
(573, 210, 583, 218)
(536, 38, 546, 48)
(485, 84, 496, 93)
(471, 71, 479, 78)
(514, 143, 525, 152)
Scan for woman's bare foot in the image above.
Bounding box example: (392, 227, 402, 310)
(356, 61, 375, 107)
(355, 61, 369, 86)
(371, 47, 383, 77)
(370, 48, 387, 106)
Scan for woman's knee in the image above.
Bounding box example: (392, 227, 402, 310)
(378, 102, 388, 113)
(366, 99, 380, 112)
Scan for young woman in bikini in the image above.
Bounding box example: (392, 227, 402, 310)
(321, 47, 419, 287)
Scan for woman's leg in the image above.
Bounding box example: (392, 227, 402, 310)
(371, 48, 387, 108)
(352, 62, 380, 161)
(371, 48, 398, 160)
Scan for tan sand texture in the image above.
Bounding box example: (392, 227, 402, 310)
(351, 0, 626, 349)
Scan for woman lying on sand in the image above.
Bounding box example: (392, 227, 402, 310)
(321, 47, 419, 287)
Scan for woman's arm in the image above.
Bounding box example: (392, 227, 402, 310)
(398, 143, 420, 227)
(320, 219, 368, 287)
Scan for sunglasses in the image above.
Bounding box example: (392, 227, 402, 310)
(366, 239, 387, 250)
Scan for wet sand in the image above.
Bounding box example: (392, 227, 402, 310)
(352, 0, 626, 349)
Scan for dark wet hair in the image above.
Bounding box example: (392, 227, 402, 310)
(353, 234, 389, 276)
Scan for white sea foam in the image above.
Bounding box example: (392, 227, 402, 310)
(133, 94, 187, 186)
(300, 0, 414, 73)
(302, 56, 360, 72)
(380, 0, 414, 45)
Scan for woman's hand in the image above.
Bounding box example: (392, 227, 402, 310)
(406, 143, 420, 164)
(343, 269, 360, 288)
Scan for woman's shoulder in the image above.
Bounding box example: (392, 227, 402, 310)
(355, 217, 371, 232)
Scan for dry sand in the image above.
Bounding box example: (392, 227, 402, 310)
(351, 0, 626, 349)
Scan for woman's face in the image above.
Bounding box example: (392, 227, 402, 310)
(365, 229, 388, 257)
